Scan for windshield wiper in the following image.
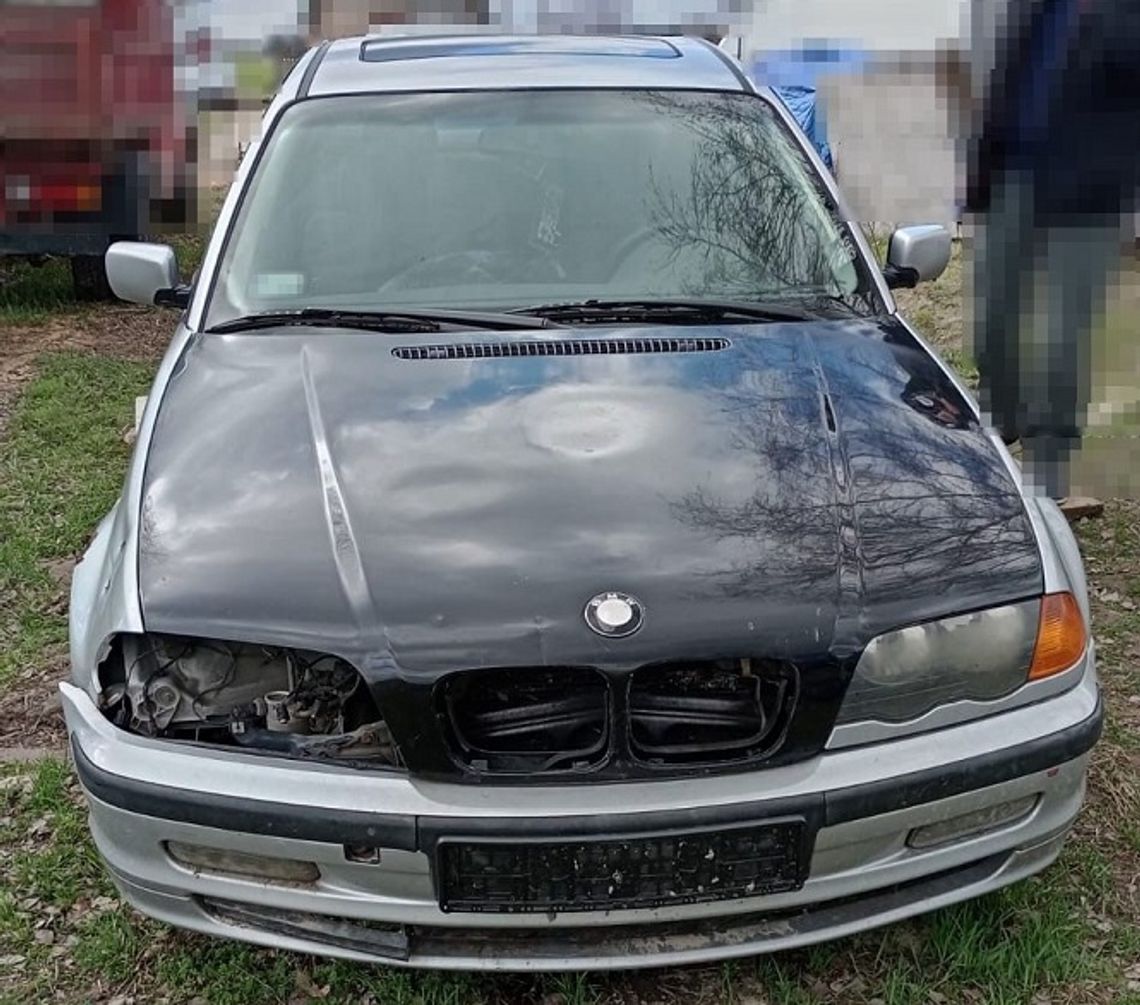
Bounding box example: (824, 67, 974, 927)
(207, 307, 559, 335)
(506, 298, 816, 326)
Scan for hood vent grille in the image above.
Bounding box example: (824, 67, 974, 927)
(392, 337, 731, 361)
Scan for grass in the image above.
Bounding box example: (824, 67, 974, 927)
(0, 353, 153, 686)
(171, 228, 209, 279)
(234, 52, 281, 102)
(926, 882, 1095, 991)
(0, 259, 74, 326)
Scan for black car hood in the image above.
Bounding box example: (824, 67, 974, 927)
(139, 318, 1043, 671)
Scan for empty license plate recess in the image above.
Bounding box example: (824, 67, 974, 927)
(437, 819, 809, 913)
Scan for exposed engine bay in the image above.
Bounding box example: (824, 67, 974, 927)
(98, 634, 399, 765)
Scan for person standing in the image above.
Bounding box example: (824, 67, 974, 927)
(965, 0, 1140, 505)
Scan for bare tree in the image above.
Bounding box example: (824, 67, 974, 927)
(636, 92, 875, 312)
(668, 345, 1039, 618)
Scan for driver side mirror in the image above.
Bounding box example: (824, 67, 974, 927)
(105, 241, 192, 309)
(883, 225, 952, 289)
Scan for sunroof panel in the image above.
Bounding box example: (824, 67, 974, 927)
(360, 36, 681, 63)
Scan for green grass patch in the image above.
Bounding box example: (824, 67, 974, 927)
(9, 761, 108, 910)
(728, 839, 1106, 1005)
(152, 939, 495, 1005)
(26, 757, 73, 815)
(151, 939, 297, 1005)
(11, 834, 107, 909)
(924, 874, 1094, 998)
(0, 886, 33, 955)
(0, 352, 154, 685)
(72, 909, 145, 983)
(542, 971, 603, 1005)
(0, 259, 74, 325)
(170, 229, 208, 280)
(754, 957, 820, 1005)
(234, 53, 280, 101)
(875, 963, 930, 1005)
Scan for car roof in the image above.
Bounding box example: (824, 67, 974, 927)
(303, 34, 751, 97)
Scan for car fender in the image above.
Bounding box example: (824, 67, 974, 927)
(68, 320, 196, 693)
(1030, 496, 1092, 623)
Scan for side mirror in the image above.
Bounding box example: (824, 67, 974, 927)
(883, 225, 952, 289)
(105, 242, 191, 308)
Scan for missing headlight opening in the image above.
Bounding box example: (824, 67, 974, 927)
(98, 634, 400, 765)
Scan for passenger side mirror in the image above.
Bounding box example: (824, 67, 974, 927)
(105, 241, 191, 309)
(883, 225, 952, 289)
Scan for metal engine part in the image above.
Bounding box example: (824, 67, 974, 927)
(114, 634, 397, 763)
(121, 635, 293, 733)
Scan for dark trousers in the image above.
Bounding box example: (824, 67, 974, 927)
(971, 170, 1121, 497)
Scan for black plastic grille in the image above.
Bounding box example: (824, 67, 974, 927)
(628, 660, 798, 766)
(436, 660, 799, 777)
(392, 337, 731, 361)
(440, 667, 608, 773)
(437, 820, 807, 913)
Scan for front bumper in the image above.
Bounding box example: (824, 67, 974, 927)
(61, 664, 1101, 971)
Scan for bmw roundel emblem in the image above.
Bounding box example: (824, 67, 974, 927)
(584, 591, 644, 638)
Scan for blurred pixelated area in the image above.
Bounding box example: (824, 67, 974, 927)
(959, 0, 1140, 502)
(1, 0, 1137, 495)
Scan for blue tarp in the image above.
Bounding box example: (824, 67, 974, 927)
(772, 84, 833, 170)
(750, 46, 869, 174)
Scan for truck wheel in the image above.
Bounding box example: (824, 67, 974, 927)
(70, 255, 113, 302)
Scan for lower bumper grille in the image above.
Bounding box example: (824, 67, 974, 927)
(437, 819, 807, 913)
(203, 898, 410, 960)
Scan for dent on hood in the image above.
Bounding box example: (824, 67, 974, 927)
(135, 319, 1041, 675)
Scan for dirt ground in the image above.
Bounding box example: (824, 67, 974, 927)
(0, 308, 170, 427)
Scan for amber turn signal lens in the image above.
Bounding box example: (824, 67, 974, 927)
(1029, 593, 1087, 680)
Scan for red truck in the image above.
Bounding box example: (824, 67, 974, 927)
(1, 0, 191, 299)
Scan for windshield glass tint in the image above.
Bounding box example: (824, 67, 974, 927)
(206, 89, 868, 325)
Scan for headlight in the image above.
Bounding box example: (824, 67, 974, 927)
(98, 634, 401, 766)
(836, 593, 1087, 726)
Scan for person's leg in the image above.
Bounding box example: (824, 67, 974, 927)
(1021, 224, 1121, 498)
(971, 170, 1037, 441)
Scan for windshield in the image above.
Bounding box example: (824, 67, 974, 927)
(205, 89, 875, 327)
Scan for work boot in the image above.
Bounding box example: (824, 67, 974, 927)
(1057, 497, 1104, 522)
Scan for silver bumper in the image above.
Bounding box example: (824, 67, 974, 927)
(61, 665, 1100, 971)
